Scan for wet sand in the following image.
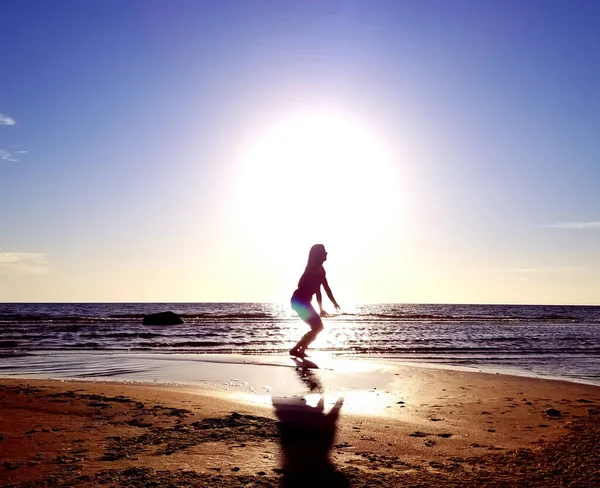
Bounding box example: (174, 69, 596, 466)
(1, 359, 600, 487)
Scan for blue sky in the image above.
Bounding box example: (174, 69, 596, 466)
(1, 0, 599, 304)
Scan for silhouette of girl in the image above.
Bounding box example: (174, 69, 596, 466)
(290, 244, 340, 358)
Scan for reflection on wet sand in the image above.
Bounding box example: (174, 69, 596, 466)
(292, 357, 323, 393)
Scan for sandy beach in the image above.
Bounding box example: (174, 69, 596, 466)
(1, 357, 599, 487)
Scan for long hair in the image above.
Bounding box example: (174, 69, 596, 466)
(305, 244, 326, 271)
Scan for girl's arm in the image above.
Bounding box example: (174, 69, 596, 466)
(322, 277, 340, 310)
(316, 288, 324, 315)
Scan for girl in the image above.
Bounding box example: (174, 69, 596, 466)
(290, 244, 340, 358)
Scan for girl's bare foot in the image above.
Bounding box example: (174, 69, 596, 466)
(290, 348, 307, 358)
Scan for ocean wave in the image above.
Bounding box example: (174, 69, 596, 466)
(89, 332, 162, 339)
(20, 344, 593, 355)
(150, 341, 223, 348)
(0, 311, 595, 324)
(0, 311, 279, 324)
(346, 312, 586, 323)
(0, 314, 122, 324)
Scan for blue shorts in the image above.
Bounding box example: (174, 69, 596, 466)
(291, 296, 319, 324)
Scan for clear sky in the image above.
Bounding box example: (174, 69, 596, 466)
(1, 0, 599, 305)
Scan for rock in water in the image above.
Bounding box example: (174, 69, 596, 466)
(142, 311, 184, 325)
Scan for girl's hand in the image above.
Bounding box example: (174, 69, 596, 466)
(320, 310, 329, 317)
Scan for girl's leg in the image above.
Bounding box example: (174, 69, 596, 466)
(292, 313, 324, 355)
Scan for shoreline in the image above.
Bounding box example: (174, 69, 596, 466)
(2, 351, 599, 389)
(2, 359, 600, 486)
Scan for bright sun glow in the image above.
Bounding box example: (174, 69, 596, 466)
(231, 112, 401, 288)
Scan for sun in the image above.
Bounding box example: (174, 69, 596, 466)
(231, 112, 401, 269)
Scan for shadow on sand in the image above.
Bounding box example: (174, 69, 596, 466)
(272, 362, 349, 487)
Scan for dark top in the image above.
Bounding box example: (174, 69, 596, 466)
(292, 266, 325, 303)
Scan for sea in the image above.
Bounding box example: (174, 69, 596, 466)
(0, 302, 599, 386)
